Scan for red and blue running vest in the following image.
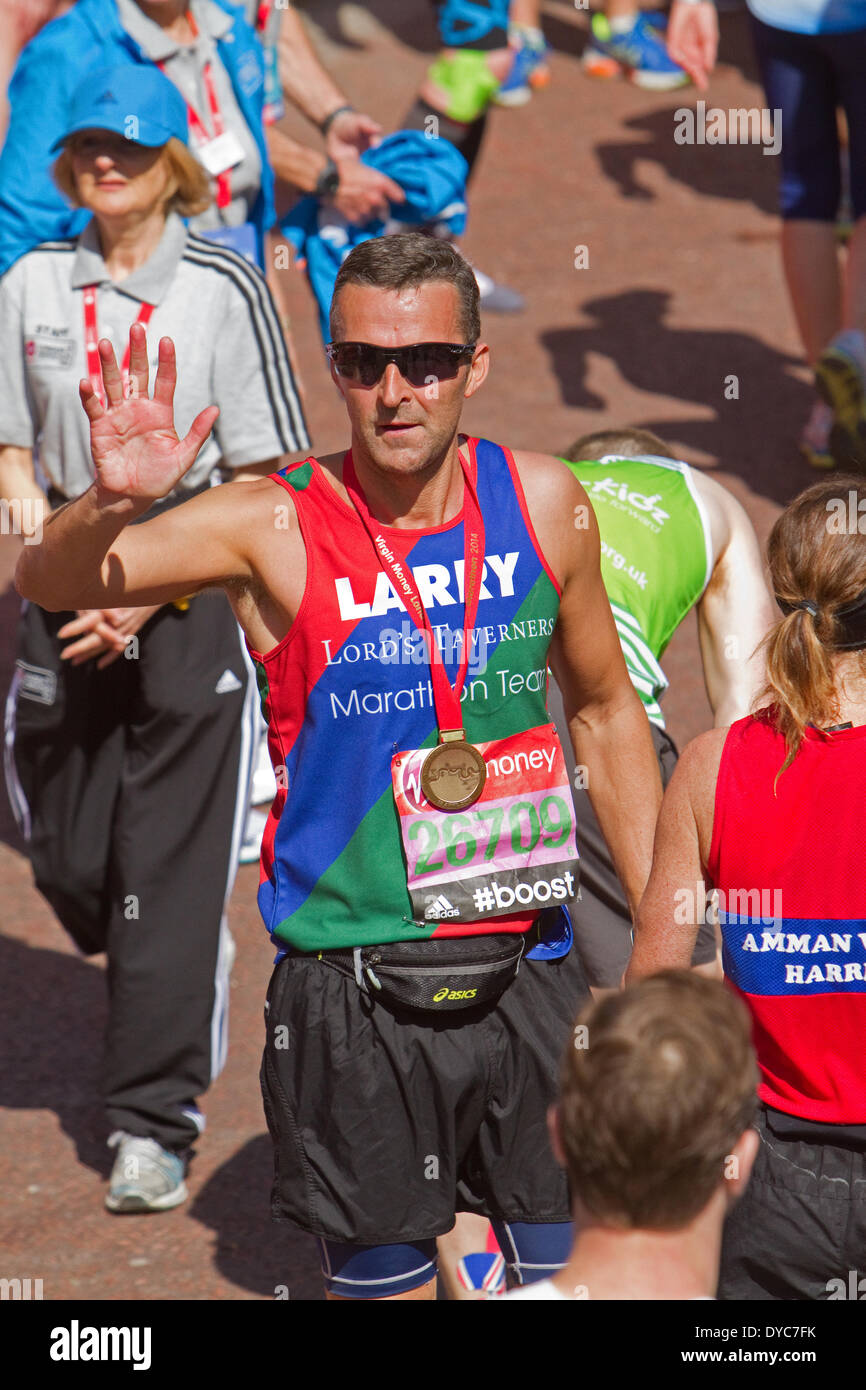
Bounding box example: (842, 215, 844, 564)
(709, 712, 866, 1122)
(249, 438, 562, 952)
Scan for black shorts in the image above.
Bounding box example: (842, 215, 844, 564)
(546, 680, 717, 987)
(260, 938, 590, 1244)
(719, 1105, 866, 1300)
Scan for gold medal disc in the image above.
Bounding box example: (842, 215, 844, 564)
(420, 740, 487, 811)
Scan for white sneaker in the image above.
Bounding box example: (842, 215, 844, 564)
(105, 1132, 188, 1213)
(473, 266, 525, 313)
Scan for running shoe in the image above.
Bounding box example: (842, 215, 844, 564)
(494, 27, 551, 107)
(582, 12, 690, 90)
(799, 399, 835, 471)
(473, 265, 525, 313)
(815, 331, 866, 471)
(105, 1132, 188, 1213)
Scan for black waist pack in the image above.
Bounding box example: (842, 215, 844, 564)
(323, 932, 527, 1014)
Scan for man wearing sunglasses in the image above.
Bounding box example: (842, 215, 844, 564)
(17, 233, 662, 1300)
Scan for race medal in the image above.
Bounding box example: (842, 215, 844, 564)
(392, 724, 580, 925)
(420, 736, 487, 812)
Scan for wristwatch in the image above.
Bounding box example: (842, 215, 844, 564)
(314, 157, 340, 199)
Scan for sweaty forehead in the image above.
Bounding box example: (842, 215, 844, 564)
(333, 281, 464, 344)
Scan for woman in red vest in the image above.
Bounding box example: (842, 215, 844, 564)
(628, 475, 866, 1300)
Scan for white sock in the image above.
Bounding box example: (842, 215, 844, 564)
(609, 12, 639, 33)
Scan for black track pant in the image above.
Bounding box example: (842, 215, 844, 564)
(4, 594, 258, 1151)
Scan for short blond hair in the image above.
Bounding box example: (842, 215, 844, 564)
(53, 135, 211, 217)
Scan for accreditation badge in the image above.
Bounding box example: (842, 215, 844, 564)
(392, 723, 580, 924)
(195, 129, 245, 177)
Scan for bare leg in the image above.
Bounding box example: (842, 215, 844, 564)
(509, 0, 543, 23)
(781, 220, 841, 366)
(842, 216, 866, 333)
(437, 1213, 495, 1301)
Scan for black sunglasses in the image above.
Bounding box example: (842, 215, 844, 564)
(326, 341, 477, 388)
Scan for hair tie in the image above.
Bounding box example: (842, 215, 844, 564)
(796, 599, 820, 620)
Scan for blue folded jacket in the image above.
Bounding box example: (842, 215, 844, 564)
(280, 130, 468, 341)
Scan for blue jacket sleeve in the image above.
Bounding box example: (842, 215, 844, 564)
(0, 28, 89, 273)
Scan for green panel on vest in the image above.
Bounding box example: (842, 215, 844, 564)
(280, 461, 313, 491)
(255, 660, 270, 719)
(562, 455, 708, 725)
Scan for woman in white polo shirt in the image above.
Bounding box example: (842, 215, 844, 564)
(0, 64, 309, 1214)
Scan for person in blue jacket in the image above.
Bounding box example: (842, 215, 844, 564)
(0, 0, 274, 272)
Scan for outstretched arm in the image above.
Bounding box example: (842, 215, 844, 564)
(515, 452, 663, 919)
(15, 326, 252, 611)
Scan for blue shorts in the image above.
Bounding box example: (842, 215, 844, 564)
(751, 14, 866, 220)
(319, 1220, 573, 1299)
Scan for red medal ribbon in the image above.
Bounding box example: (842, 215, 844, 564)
(82, 287, 154, 406)
(343, 446, 486, 738)
(159, 10, 232, 209)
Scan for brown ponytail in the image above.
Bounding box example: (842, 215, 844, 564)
(757, 476, 866, 780)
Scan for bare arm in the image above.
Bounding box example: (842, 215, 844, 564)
(273, 2, 352, 129)
(666, 0, 718, 90)
(514, 451, 663, 919)
(693, 472, 775, 726)
(268, 5, 404, 219)
(627, 727, 726, 981)
(0, 443, 47, 513)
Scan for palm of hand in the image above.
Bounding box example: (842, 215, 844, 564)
(81, 328, 218, 501)
(90, 394, 187, 499)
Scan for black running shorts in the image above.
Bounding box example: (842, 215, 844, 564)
(719, 1105, 866, 1300)
(260, 939, 590, 1244)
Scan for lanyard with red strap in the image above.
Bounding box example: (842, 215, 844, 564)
(82, 287, 154, 405)
(256, 0, 272, 33)
(342, 447, 485, 743)
(159, 10, 232, 209)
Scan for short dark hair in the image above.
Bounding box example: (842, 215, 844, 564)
(562, 427, 675, 463)
(559, 971, 758, 1230)
(329, 232, 480, 343)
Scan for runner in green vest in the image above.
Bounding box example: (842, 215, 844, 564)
(551, 427, 775, 991)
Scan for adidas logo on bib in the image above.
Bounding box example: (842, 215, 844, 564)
(215, 669, 243, 695)
(424, 894, 460, 920)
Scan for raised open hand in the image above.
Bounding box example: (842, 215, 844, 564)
(80, 323, 219, 502)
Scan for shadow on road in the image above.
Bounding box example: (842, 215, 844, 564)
(541, 288, 816, 506)
(595, 104, 778, 213)
(0, 932, 112, 1176)
(190, 1135, 324, 1301)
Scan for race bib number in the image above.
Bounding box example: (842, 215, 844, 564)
(392, 724, 579, 924)
(194, 130, 245, 177)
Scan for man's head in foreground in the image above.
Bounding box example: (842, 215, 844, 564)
(541, 972, 759, 1299)
(328, 233, 489, 480)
